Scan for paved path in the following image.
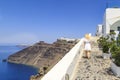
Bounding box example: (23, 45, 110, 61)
(73, 40, 120, 80)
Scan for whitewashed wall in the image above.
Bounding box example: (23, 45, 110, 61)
(96, 24, 103, 36)
(41, 38, 84, 80)
(104, 8, 120, 35)
(111, 62, 120, 77)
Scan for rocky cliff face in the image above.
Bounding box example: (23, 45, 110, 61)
(8, 39, 77, 74)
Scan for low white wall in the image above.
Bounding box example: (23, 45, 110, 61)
(111, 62, 120, 77)
(41, 38, 84, 80)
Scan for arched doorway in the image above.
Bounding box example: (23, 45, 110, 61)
(110, 20, 120, 32)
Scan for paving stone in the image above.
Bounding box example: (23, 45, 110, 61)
(73, 40, 120, 80)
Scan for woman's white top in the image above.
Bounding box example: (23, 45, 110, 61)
(84, 38, 91, 51)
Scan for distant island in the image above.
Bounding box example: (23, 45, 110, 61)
(16, 44, 31, 48)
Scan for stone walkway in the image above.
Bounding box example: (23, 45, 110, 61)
(73, 41, 120, 80)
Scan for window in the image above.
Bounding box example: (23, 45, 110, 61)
(110, 30, 114, 32)
(117, 26, 120, 31)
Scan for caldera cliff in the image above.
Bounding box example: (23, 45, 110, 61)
(7, 39, 77, 79)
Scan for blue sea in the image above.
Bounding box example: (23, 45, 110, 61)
(0, 46, 38, 80)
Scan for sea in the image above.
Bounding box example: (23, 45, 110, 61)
(0, 46, 38, 80)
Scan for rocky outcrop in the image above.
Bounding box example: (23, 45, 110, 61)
(7, 39, 77, 79)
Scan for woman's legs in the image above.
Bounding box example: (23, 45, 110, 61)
(87, 51, 91, 58)
(84, 50, 91, 58)
(85, 51, 87, 58)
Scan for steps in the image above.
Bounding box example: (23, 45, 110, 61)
(73, 37, 120, 80)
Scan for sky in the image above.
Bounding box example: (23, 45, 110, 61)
(0, 0, 120, 44)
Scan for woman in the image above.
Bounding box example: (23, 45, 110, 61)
(84, 34, 91, 58)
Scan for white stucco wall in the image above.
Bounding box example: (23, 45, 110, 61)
(41, 38, 84, 80)
(96, 24, 103, 36)
(111, 62, 120, 77)
(103, 8, 120, 35)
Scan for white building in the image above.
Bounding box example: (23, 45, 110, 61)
(59, 37, 76, 41)
(97, 8, 120, 38)
(96, 24, 103, 36)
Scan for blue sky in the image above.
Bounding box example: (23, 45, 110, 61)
(0, 0, 120, 44)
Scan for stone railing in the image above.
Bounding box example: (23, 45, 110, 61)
(41, 38, 84, 80)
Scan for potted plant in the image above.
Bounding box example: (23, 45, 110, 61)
(97, 36, 112, 59)
(102, 48, 111, 59)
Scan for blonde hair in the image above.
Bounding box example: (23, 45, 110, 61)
(85, 34, 91, 39)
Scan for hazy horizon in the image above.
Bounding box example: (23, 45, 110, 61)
(0, 0, 120, 44)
